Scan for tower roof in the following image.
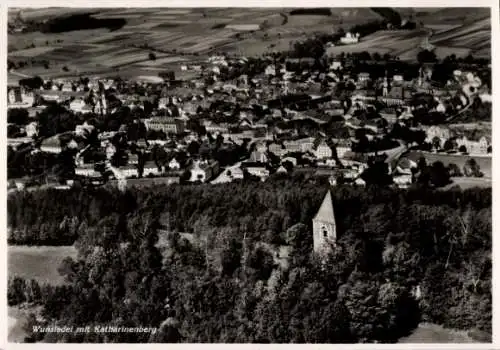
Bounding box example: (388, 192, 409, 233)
(313, 190, 336, 224)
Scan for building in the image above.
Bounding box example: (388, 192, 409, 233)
(75, 164, 101, 177)
(190, 160, 220, 182)
(169, 158, 181, 170)
(312, 190, 337, 255)
(69, 98, 91, 113)
(7, 87, 34, 108)
(241, 162, 270, 180)
(424, 125, 452, 144)
(334, 139, 352, 158)
(315, 141, 333, 159)
(250, 150, 268, 163)
(358, 72, 370, 82)
(75, 122, 95, 137)
(203, 121, 230, 134)
(269, 143, 286, 157)
(120, 165, 139, 178)
(143, 161, 162, 177)
(340, 32, 360, 45)
(25, 122, 38, 138)
(455, 136, 490, 155)
(40, 137, 62, 154)
(144, 117, 185, 134)
(393, 174, 412, 189)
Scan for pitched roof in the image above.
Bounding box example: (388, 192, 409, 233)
(313, 190, 336, 224)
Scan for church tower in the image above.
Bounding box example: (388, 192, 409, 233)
(312, 190, 337, 255)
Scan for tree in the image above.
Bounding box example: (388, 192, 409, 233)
(448, 163, 462, 177)
(417, 50, 437, 64)
(443, 139, 455, 152)
(187, 141, 200, 156)
(458, 145, 467, 154)
(464, 158, 482, 177)
(431, 136, 441, 151)
(8, 108, 30, 126)
(429, 161, 451, 188)
(360, 155, 393, 186)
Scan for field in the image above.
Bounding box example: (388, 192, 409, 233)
(8, 7, 490, 80)
(444, 177, 492, 190)
(327, 29, 426, 59)
(8, 245, 78, 285)
(398, 323, 478, 343)
(406, 151, 492, 179)
(430, 17, 491, 58)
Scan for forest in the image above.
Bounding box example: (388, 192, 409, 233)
(21, 13, 126, 33)
(8, 176, 492, 343)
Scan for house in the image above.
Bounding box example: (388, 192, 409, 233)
(354, 178, 366, 186)
(241, 162, 270, 180)
(127, 153, 139, 165)
(75, 122, 95, 137)
(7, 87, 34, 108)
(334, 139, 352, 159)
(314, 141, 332, 159)
(227, 167, 244, 180)
(455, 136, 490, 155)
(317, 159, 336, 167)
(340, 32, 360, 45)
(169, 158, 181, 170)
(276, 165, 288, 174)
(250, 150, 268, 163)
(75, 164, 101, 177)
(14, 178, 30, 190)
(329, 61, 342, 71)
(358, 72, 370, 82)
(143, 161, 162, 177)
(203, 121, 230, 134)
(105, 143, 116, 160)
(120, 165, 139, 178)
(393, 75, 404, 82)
(424, 125, 452, 144)
(393, 174, 412, 188)
(312, 190, 337, 255)
(40, 136, 62, 154)
(25, 122, 38, 138)
(269, 143, 286, 157)
(69, 98, 87, 113)
(190, 160, 220, 182)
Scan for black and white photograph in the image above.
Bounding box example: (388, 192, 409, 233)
(5, 5, 494, 344)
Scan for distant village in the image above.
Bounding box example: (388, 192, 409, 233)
(7, 46, 492, 193)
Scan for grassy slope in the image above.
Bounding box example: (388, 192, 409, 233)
(8, 245, 78, 285)
(398, 323, 478, 343)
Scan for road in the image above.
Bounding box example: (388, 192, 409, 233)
(9, 69, 32, 78)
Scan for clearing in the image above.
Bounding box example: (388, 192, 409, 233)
(398, 323, 478, 343)
(8, 245, 78, 285)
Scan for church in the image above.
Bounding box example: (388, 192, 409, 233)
(312, 190, 337, 255)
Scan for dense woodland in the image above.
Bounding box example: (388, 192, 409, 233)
(8, 177, 491, 343)
(18, 13, 126, 34)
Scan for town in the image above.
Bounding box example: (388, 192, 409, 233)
(6, 7, 492, 345)
(7, 42, 492, 192)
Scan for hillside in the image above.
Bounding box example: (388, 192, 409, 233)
(8, 7, 491, 79)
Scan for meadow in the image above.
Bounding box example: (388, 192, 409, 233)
(398, 323, 478, 343)
(8, 245, 78, 285)
(407, 151, 492, 178)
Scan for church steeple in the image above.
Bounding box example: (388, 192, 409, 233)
(312, 190, 337, 255)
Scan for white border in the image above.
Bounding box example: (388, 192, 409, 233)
(1, 1, 498, 349)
